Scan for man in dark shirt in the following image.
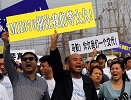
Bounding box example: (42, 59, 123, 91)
(50, 30, 98, 100)
(1, 32, 50, 100)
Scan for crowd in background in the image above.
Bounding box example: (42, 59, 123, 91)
(0, 31, 131, 100)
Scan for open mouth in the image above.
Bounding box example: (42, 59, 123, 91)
(112, 74, 117, 77)
(76, 66, 81, 69)
(26, 64, 31, 67)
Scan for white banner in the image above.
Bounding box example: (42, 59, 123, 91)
(69, 32, 119, 54)
(10, 49, 35, 62)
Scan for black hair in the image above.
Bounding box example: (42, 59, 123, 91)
(124, 57, 131, 64)
(85, 61, 89, 64)
(90, 60, 99, 67)
(0, 54, 17, 67)
(119, 56, 124, 59)
(110, 61, 130, 82)
(90, 66, 103, 76)
(113, 58, 118, 61)
(0, 54, 3, 59)
(39, 55, 52, 66)
(64, 56, 69, 64)
(96, 54, 107, 62)
(21, 52, 38, 62)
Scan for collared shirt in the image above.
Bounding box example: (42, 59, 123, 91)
(4, 45, 50, 100)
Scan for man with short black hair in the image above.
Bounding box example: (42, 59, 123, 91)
(39, 55, 55, 98)
(96, 54, 107, 69)
(124, 57, 131, 81)
(96, 54, 110, 81)
(2, 32, 50, 100)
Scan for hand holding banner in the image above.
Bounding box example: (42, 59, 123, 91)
(0, 0, 48, 37)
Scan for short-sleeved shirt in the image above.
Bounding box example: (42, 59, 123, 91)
(126, 69, 131, 82)
(0, 83, 9, 100)
(98, 80, 131, 100)
(71, 77, 86, 100)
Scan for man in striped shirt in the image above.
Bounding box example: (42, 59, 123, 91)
(1, 32, 50, 100)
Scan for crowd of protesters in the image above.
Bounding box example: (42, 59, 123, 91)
(0, 31, 131, 100)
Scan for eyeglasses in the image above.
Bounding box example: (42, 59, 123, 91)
(22, 57, 35, 61)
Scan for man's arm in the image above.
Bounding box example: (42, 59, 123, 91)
(2, 32, 18, 85)
(50, 30, 67, 82)
(43, 86, 50, 100)
(86, 48, 97, 70)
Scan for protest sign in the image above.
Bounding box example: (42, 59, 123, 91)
(69, 32, 119, 55)
(0, 0, 48, 37)
(10, 49, 35, 62)
(6, 2, 96, 42)
(112, 41, 131, 54)
(0, 46, 4, 54)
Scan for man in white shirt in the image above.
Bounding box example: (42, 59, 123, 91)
(39, 55, 55, 98)
(124, 57, 131, 81)
(0, 54, 14, 100)
(50, 30, 98, 100)
(103, 59, 112, 79)
(0, 83, 9, 100)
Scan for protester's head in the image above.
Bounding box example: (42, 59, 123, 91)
(15, 61, 23, 72)
(39, 55, 52, 76)
(90, 60, 100, 68)
(90, 66, 103, 84)
(16, 63, 23, 72)
(64, 56, 69, 70)
(124, 57, 131, 70)
(107, 59, 112, 67)
(21, 52, 38, 74)
(96, 54, 107, 69)
(118, 57, 124, 62)
(0, 54, 7, 75)
(85, 61, 89, 70)
(36, 65, 41, 73)
(110, 61, 129, 82)
(85, 61, 89, 65)
(67, 53, 84, 76)
(112, 58, 118, 62)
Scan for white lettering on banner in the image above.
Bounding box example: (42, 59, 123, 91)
(0, 24, 4, 32)
(69, 32, 119, 55)
(0, 18, 6, 32)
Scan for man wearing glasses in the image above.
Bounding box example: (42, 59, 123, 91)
(1, 32, 50, 100)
